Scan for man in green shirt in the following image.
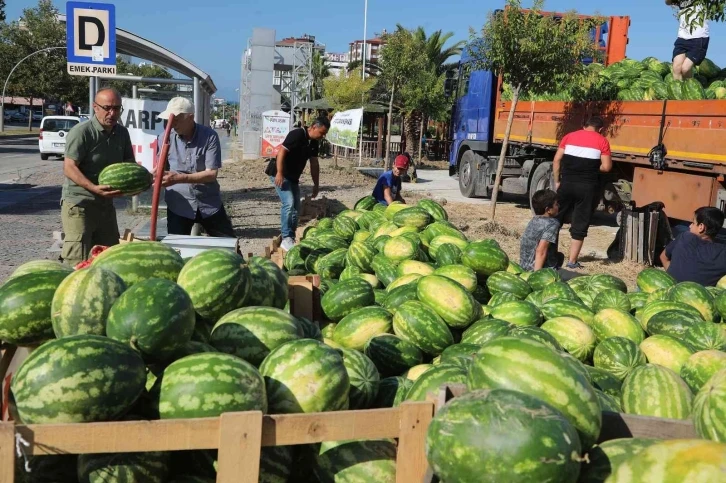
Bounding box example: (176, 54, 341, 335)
(61, 88, 135, 266)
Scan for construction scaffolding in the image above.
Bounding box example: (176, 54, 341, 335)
(274, 40, 314, 119)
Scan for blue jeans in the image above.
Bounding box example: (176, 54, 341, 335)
(270, 176, 301, 239)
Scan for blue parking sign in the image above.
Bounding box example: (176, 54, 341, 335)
(66, 2, 117, 76)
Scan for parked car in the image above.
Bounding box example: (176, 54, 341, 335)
(10, 112, 28, 123)
(78, 114, 90, 122)
(2, 111, 12, 122)
(39, 116, 80, 160)
(32, 112, 43, 122)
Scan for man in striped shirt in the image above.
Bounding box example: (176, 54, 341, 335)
(553, 116, 613, 269)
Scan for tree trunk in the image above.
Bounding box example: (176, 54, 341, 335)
(385, 84, 396, 168)
(489, 85, 520, 221)
(418, 114, 426, 164)
(404, 113, 419, 165)
(27, 98, 33, 132)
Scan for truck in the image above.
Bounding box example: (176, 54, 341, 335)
(448, 13, 726, 223)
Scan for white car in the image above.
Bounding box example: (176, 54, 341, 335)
(39, 116, 80, 160)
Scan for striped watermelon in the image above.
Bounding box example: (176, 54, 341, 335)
(98, 162, 152, 196)
(11, 335, 146, 423)
(78, 451, 169, 483)
(596, 389, 622, 412)
(210, 307, 303, 366)
(669, 281, 717, 322)
(338, 348, 380, 410)
(51, 267, 126, 338)
(5, 259, 72, 283)
(347, 241, 377, 272)
(405, 364, 432, 381)
(373, 256, 399, 287)
(373, 222, 398, 240)
(315, 233, 349, 251)
(106, 278, 196, 361)
(364, 333, 424, 377)
(607, 439, 726, 483)
(333, 306, 393, 351)
(297, 317, 323, 341)
(314, 439, 396, 483)
(321, 278, 375, 321)
(627, 292, 649, 311)
(405, 363, 468, 402)
(177, 249, 251, 321)
(541, 316, 597, 362)
(541, 299, 595, 326)
(621, 364, 693, 419)
(488, 292, 520, 306)
(638, 301, 703, 331)
(683, 322, 726, 351)
(392, 300, 454, 356)
(592, 308, 645, 343)
(578, 438, 658, 483)
(540, 281, 579, 304)
(382, 283, 419, 313)
(646, 309, 703, 339)
(440, 343, 480, 369)
(681, 350, 726, 393)
(92, 241, 185, 287)
(461, 241, 509, 276)
(332, 215, 359, 240)
(372, 376, 413, 408)
(587, 274, 627, 294)
(527, 268, 560, 291)
(593, 336, 647, 381)
(259, 339, 349, 413)
(433, 243, 462, 266)
(586, 365, 623, 399)
(646, 286, 673, 304)
(432, 264, 477, 293)
(525, 290, 544, 308)
(461, 318, 511, 345)
(426, 389, 582, 483)
(507, 325, 563, 351)
(636, 268, 676, 293)
(489, 300, 542, 326)
(416, 275, 480, 329)
(159, 352, 267, 418)
(429, 236, 468, 259)
(355, 195, 378, 211)
(592, 289, 631, 313)
(693, 368, 726, 442)
(386, 273, 422, 292)
(417, 199, 448, 221)
(382, 236, 418, 262)
(392, 206, 432, 229)
(259, 446, 294, 483)
(245, 257, 288, 309)
(468, 336, 602, 448)
(2, 270, 71, 347)
(397, 260, 435, 277)
(353, 231, 371, 242)
(384, 201, 408, 219)
(486, 271, 531, 299)
(640, 334, 693, 373)
(421, 221, 466, 244)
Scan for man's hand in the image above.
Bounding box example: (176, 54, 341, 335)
(162, 171, 186, 187)
(275, 172, 284, 188)
(93, 185, 123, 198)
(312, 184, 319, 198)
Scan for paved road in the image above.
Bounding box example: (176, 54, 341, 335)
(0, 135, 59, 183)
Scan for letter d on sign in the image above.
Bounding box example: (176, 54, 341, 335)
(79, 16, 105, 50)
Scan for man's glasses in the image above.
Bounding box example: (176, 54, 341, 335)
(94, 103, 124, 113)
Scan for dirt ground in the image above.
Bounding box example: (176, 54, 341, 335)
(219, 152, 640, 289)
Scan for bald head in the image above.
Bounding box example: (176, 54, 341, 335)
(93, 88, 123, 131)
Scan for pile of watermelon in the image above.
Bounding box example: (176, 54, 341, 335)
(502, 56, 726, 102)
(2, 195, 726, 482)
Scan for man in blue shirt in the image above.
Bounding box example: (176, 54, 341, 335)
(660, 206, 726, 286)
(373, 154, 409, 206)
(157, 97, 235, 237)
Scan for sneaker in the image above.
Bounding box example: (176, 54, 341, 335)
(280, 237, 295, 251)
(566, 261, 584, 270)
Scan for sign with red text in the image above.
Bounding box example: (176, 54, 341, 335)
(261, 110, 291, 158)
(118, 97, 168, 171)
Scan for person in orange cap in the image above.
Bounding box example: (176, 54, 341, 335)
(372, 154, 409, 206)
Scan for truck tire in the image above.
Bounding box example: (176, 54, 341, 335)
(459, 150, 483, 198)
(529, 161, 554, 212)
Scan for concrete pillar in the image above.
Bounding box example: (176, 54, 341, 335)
(192, 77, 201, 122)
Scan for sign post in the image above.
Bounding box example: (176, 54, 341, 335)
(66, 2, 117, 76)
(260, 110, 291, 158)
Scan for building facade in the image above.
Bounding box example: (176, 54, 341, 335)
(348, 30, 387, 65)
(324, 52, 350, 77)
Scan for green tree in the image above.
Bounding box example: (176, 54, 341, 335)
(311, 51, 330, 100)
(0, 0, 6, 23)
(468, 0, 600, 219)
(671, 0, 726, 24)
(101, 57, 175, 97)
(323, 67, 375, 111)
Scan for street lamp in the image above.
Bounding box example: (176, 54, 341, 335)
(362, 0, 368, 81)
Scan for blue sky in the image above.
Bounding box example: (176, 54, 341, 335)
(8, 0, 726, 100)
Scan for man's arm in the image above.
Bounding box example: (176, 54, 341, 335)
(383, 186, 395, 205)
(660, 250, 671, 269)
(162, 169, 218, 186)
(274, 148, 287, 187)
(310, 157, 320, 198)
(553, 148, 564, 190)
(600, 154, 613, 173)
(534, 240, 550, 271)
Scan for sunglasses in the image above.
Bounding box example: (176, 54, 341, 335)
(95, 103, 124, 113)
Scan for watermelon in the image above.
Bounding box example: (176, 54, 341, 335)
(338, 348, 380, 409)
(314, 439, 396, 483)
(693, 368, 726, 442)
(284, 245, 305, 271)
(159, 352, 267, 419)
(640, 334, 694, 373)
(426, 389, 582, 483)
(5, 259, 72, 283)
(245, 257, 288, 309)
(432, 265, 477, 293)
(646, 286, 672, 304)
(416, 275, 480, 329)
(321, 278, 375, 321)
(461, 241, 509, 276)
(639, 301, 703, 331)
(11, 335, 146, 423)
(683, 322, 726, 351)
(297, 317, 323, 342)
(51, 267, 126, 339)
(372, 222, 398, 240)
(382, 283, 419, 313)
(439, 343, 479, 369)
(540, 281, 579, 304)
(434, 243, 462, 266)
(507, 325, 563, 351)
(468, 337, 601, 448)
(646, 309, 703, 338)
(587, 274, 627, 294)
(421, 221, 466, 244)
(627, 292, 649, 311)
(382, 236, 418, 262)
(355, 195, 378, 211)
(385, 273, 422, 292)
(607, 439, 726, 483)
(373, 257, 398, 288)
(489, 300, 542, 326)
(392, 206, 431, 229)
(0, 270, 70, 345)
(392, 300, 454, 356)
(333, 306, 393, 351)
(372, 376, 413, 408)
(397, 260, 435, 277)
(578, 438, 659, 483)
(92, 241, 185, 287)
(461, 318, 511, 345)
(669, 281, 717, 322)
(541, 299, 595, 326)
(332, 215, 359, 240)
(472, 285, 491, 305)
(525, 290, 544, 307)
(364, 333, 424, 377)
(98, 162, 152, 196)
(106, 278, 196, 361)
(586, 365, 623, 399)
(353, 231, 371, 242)
(636, 268, 676, 293)
(592, 308, 645, 344)
(417, 199, 448, 221)
(405, 363, 468, 402)
(592, 289, 631, 313)
(78, 451, 169, 483)
(260, 339, 349, 413)
(177, 249, 250, 321)
(526, 268, 560, 292)
(541, 316, 597, 362)
(596, 389, 622, 412)
(681, 350, 726, 393)
(405, 364, 432, 381)
(210, 307, 303, 366)
(593, 336, 647, 381)
(621, 364, 693, 419)
(347, 241, 377, 272)
(487, 292, 520, 306)
(428, 235, 468, 260)
(486, 271, 531, 299)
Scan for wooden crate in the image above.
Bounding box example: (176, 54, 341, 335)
(1, 402, 434, 483)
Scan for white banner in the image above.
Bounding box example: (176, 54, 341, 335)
(118, 98, 169, 171)
(328, 108, 363, 149)
(261, 110, 291, 158)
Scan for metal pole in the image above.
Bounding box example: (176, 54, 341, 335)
(362, 0, 368, 81)
(192, 77, 201, 122)
(131, 84, 139, 213)
(88, 77, 95, 115)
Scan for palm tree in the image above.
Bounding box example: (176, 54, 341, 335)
(312, 51, 330, 100)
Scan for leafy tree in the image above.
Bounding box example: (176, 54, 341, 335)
(0, 0, 6, 23)
(671, 0, 726, 24)
(311, 51, 330, 100)
(100, 57, 175, 97)
(468, 0, 600, 219)
(323, 67, 375, 111)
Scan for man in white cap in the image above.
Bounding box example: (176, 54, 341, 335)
(157, 97, 235, 237)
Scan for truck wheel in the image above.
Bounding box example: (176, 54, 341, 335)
(459, 150, 482, 198)
(529, 162, 554, 212)
(40, 153, 49, 160)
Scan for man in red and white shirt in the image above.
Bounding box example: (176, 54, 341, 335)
(553, 116, 613, 269)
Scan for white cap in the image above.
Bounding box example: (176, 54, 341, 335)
(159, 97, 194, 119)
